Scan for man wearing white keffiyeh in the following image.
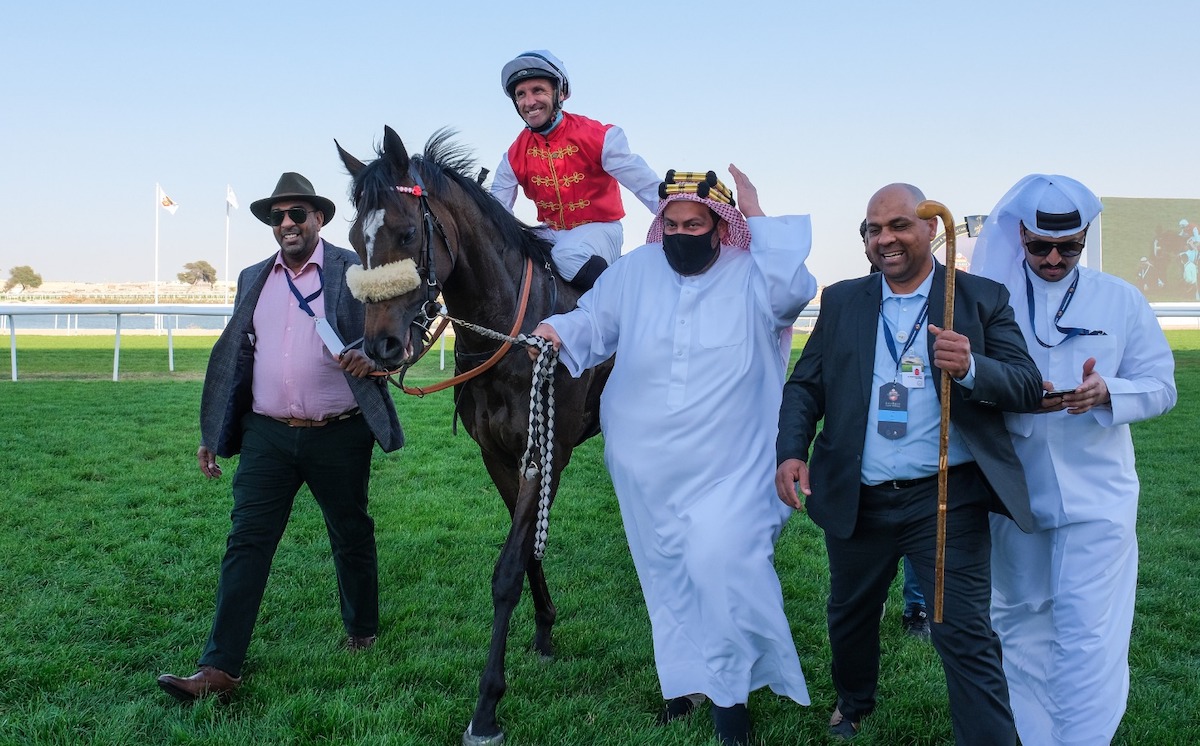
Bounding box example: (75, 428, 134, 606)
(973, 174, 1177, 745)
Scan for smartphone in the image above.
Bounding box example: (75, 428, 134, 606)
(1044, 388, 1076, 397)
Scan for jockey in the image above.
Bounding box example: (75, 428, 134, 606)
(489, 50, 660, 290)
(1181, 218, 1200, 250)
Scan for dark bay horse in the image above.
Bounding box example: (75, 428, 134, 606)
(336, 126, 611, 745)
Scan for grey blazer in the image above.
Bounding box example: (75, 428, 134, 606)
(199, 241, 403, 457)
(777, 263, 1042, 539)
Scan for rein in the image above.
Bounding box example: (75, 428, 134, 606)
(393, 257, 534, 396)
(410, 263, 557, 559)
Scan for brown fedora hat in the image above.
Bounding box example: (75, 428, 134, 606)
(250, 172, 337, 226)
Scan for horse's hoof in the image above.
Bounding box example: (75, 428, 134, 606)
(532, 634, 555, 659)
(462, 724, 506, 746)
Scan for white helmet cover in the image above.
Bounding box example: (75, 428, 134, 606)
(501, 50, 570, 99)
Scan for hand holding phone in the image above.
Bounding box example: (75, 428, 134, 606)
(1043, 388, 1076, 397)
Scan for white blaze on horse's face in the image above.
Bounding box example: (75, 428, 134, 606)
(362, 208, 386, 269)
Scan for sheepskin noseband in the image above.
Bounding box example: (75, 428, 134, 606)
(345, 259, 421, 303)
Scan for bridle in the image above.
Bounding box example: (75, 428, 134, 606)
(395, 169, 453, 338)
(359, 169, 538, 396)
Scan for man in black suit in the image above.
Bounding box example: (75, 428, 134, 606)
(157, 172, 403, 702)
(775, 183, 1042, 743)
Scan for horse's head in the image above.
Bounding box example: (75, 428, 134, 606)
(336, 126, 452, 371)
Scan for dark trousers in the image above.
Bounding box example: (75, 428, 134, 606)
(825, 464, 1015, 746)
(199, 412, 378, 677)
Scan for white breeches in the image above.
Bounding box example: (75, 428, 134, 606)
(537, 221, 623, 280)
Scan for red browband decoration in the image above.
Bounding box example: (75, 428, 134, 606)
(394, 185, 423, 197)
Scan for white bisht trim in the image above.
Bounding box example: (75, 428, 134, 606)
(345, 259, 421, 302)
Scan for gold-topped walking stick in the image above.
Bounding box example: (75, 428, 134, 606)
(915, 199, 955, 624)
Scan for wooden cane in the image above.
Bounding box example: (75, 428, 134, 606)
(915, 199, 955, 624)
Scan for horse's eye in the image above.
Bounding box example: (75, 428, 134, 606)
(401, 228, 417, 245)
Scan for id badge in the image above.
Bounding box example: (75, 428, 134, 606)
(313, 316, 345, 357)
(878, 382, 908, 440)
(900, 352, 926, 389)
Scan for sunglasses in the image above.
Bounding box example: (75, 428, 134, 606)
(269, 207, 316, 226)
(1023, 238, 1085, 258)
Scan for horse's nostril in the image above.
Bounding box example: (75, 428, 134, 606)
(365, 335, 407, 367)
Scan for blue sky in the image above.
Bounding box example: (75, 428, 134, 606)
(1, 0, 1193, 287)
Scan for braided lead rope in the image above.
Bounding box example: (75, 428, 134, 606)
(520, 334, 557, 560)
(433, 308, 559, 560)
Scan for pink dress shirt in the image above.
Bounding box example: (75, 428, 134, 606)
(250, 241, 359, 420)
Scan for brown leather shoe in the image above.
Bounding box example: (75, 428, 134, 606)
(347, 635, 377, 652)
(157, 665, 241, 702)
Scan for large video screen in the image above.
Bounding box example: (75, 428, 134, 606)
(1101, 197, 1200, 302)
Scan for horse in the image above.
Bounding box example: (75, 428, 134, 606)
(336, 126, 612, 745)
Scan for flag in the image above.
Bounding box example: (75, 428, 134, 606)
(159, 186, 179, 215)
(965, 214, 988, 238)
(226, 185, 239, 210)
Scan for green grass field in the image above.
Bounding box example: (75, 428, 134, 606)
(1, 333, 1197, 745)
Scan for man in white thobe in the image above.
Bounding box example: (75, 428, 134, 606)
(973, 174, 1177, 746)
(530, 167, 814, 746)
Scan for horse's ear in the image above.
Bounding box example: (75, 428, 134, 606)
(382, 126, 410, 174)
(336, 139, 365, 175)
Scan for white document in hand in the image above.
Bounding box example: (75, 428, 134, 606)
(313, 317, 345, 357)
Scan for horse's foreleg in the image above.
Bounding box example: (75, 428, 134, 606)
(526, 558, 556, 658)
(465, 476, 542, 746)
(525, 462, 564, 659)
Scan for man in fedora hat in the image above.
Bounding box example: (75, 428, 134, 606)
(157, 172, 404, 702)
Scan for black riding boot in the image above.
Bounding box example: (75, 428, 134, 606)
(569, 255, 608, 290)
(712, 703, 751, 746)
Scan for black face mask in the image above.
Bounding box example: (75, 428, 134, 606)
(662, 228, 720, 275)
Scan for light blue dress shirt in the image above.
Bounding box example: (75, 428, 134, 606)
(861, 269, 974, 485)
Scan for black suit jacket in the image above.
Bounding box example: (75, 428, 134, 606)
(199, 241, 403, 457)
(777, 263, 1042, 539)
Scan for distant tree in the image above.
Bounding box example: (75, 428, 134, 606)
(177, 260, 218, 287)
(4, 265, 43, 293)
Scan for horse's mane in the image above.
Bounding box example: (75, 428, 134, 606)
(351, 128, 553, 266)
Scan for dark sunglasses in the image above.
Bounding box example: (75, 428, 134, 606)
(269, 207, 315, 226)
(1023, 238, 1085, 258)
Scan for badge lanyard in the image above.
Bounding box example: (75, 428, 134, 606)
(1024, 268, 1105, 349)
(285, 265, 324, 317)
(876, 299, 928, 440)
(284, 264, 344, 356)
(880, 300, 929, 379)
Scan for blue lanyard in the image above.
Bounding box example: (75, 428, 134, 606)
(285, 265, 324, 318)
(880, 299, 929, 371)
(1024, 267, 1105, 348)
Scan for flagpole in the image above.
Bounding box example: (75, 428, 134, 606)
(224, 185, 231, 304)
(154, 183, 161, 304)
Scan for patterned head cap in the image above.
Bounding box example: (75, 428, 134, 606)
(646, 170, 750, 250)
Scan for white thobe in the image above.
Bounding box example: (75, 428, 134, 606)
(990, 266, 1176, 746)
(545, 216, 817, 707)
(491, 125, 659, 279)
